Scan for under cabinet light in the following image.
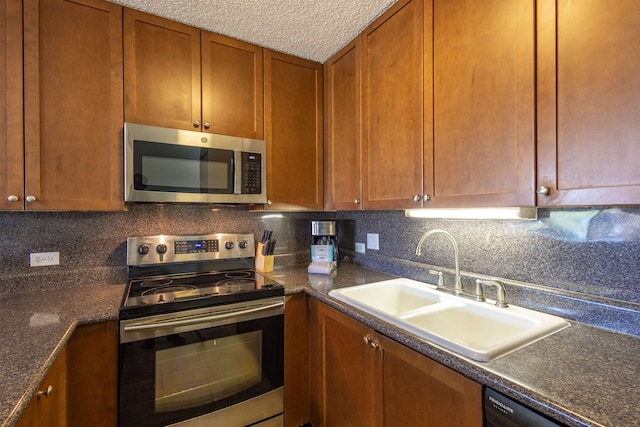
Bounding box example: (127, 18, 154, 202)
(405, 207, 537, 220)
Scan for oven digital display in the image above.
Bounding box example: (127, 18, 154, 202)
(175, 240, 219, 254)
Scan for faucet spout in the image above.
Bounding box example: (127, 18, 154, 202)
(416, 229, 463, 295)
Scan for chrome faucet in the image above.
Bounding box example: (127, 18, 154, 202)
(475, 279, 509, 308)
(415, 229, 463, 295)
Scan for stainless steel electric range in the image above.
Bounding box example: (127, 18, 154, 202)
(119, 233, 285, 427)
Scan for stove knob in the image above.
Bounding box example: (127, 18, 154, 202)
(239, 240, 248, 249)
(138, 245, 149, 255)
(156, 244, 168, 254)
(225, 241, 235, 250)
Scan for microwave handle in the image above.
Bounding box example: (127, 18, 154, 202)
(234, 150, 242, 195)
(123, 300, 284, 332)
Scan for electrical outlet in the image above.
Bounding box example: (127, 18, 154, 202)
(366, 233, 379, 250)
(355, 242, 366, 254)
(30, 252, 60, 267)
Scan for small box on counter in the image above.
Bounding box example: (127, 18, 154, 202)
(311, 244, 333, 262)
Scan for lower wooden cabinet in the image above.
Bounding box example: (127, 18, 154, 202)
(16, 347, 67, 427)
(310, 299, 482, 427)
(66, 321, 118, 427)
(16, 321, 118, 427)
(284, 293, 310, 426)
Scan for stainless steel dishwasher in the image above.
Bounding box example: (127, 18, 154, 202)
(484, 387, 568, 427)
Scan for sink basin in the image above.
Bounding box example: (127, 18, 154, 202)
(329, 278, 570, 361)
(331, 278, 441, 316)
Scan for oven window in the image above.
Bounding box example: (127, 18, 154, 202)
(155, 330, 262, 413)
(133, 140, 234, 194)
(118, 314, 283, 427)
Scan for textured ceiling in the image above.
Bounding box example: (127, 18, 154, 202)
(111, 0, 398, 63)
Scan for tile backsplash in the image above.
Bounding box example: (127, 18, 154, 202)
(1, 204, 638, 335)
(337, 207, 640, 336)
(0, 204, 333, 295)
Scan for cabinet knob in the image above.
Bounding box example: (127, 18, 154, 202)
(193, 120, 200, 128)
(412, 194, 421, 202)
(37, 385, 53, 398)
(354, 199, 361, 205)
(267, 200, 272, 206)
(536, 186, 550, 196)
(204, 121, 211, 130)
(363, 336, 371, 345)
(7, 195, 19, 202)
(26, 195, 37, 203)
(370, 341, 380, 351)
(422, 194, 431, 202)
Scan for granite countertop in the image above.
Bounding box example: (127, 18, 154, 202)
(1, 264, 638, 427)
(0, 284, 125, 427)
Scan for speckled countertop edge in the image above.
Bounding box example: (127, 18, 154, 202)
(2, 265, 638, 427)
(0, 284, 125, 427)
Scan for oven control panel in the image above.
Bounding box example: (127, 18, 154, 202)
(127, 233, 255, 266)
(175, 239, 219, 254)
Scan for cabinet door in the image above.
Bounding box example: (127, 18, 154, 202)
(0, 0, 24, 210)
(324, 39, 362, 210)
(309, 300, 375, 427)
(284, 294, 309, 427)
(124, 9, 201, 131)
(23, 0, 123, 211)
(431, 0, 535, 207)
(375, 333, 482, 427)
(537, 0, 640, 205)
(36, 346, 67, 427)
(202, 32, 264, 139)
(67, 321, 118, 427)
(362, 0, 424, 210)
(264, 50, 323, 210)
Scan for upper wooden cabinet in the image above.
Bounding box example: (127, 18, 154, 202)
(124, 9, 264, 139)
(202, 33, 264, 139)
(430, 0, 535, 207)
(362, 0, 425, 210)
(309, 299, 482, 427)
(537, 0, 640, 206)
(324, 39, 362, 211)
(1, 0, 23, 210)
(325, 0, 538, 210)
(17, 0, 123, 211)
(264, 50, 323, 210)
(324, 0, 427, 210)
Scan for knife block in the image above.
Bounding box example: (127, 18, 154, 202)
(255, 242, 274, 273)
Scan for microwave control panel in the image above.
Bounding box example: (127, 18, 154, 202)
(241, 152, 262, 194)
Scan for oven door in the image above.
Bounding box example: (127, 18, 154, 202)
(118, 297, 284, 427)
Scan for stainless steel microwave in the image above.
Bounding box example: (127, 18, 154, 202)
(124, 123, 266, 204)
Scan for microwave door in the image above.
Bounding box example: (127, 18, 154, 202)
(130, 141, 234, 201)
(124, 123, 267, 204)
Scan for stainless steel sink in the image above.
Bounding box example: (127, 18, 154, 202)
(329, 278, 570, 361)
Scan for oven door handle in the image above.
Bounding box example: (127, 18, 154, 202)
(123, 301, 284, 332)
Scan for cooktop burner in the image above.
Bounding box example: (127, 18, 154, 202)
(120, 233, 285, 319)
